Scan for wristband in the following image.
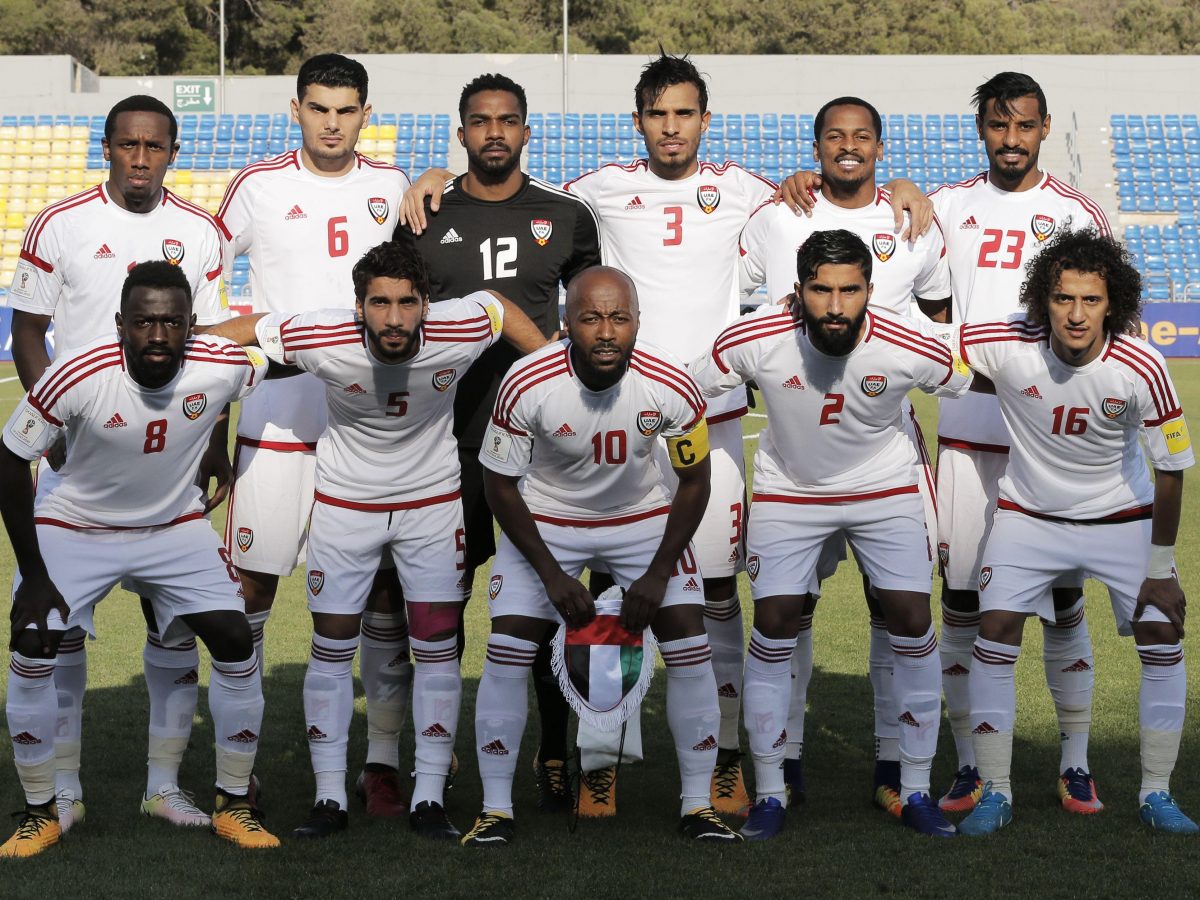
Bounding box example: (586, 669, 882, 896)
(1148, 544, 1175, 580)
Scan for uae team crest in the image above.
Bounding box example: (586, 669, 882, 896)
(1031, 214, 1056, 242)
(746, 555, 761, 581)
(872, 232, 896, 262)
(861, 375, 888, 397)
(530, 219, 553, 246)
(161, 239, 184, 265)
(697, 184, 720, 214)
(1102, 397, 1128, 419)
(637, 409, 663, 436)
(308, 570, 325, 596)
(489, 575, 503, 600)
(979, 566, 993, 591)
(182, 393, 207, 420)
(236, 527, 254, 552)
(368, 197, 389, 225)
(432, 368, 457, 392)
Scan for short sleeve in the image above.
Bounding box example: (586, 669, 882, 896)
(479, 370, 535, 477)
(235, 346, 270, 400)
(1128, 347, 1194, 471)
(193, 224, 231, 325)
(563, 198, 602, 286)
(254, 312, 291, 367)
(691, 307, 788, 398)
(737, 202, 773, 298)
(217, 177, 254, 286)
(7, 218, 66, 316)
(912, 226, 951, 301)
(654, 364, 707, 438)
(2, 395, 62, 460)
(562, 168, 602, 207)
(429, 292, 504, 363)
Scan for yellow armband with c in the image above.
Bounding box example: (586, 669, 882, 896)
(666, 419, 709, 469)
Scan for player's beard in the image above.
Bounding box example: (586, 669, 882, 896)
(127, 346, 181, 389)
(368, 327, 418, 362)
(991, 146, 1037, 184)
(466, 142, 521, 180)
(803, 306, 867, 356)
(823, 157, 872, 199)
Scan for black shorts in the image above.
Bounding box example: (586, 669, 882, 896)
(458, 446, 496, 571)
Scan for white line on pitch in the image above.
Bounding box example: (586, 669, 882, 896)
(0, 376, 20, 384)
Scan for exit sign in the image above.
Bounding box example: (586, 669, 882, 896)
(174, 80, 215, 113)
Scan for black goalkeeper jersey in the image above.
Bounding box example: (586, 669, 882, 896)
(394, 174, 601, 447)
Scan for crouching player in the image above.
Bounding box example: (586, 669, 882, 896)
(461, 266, 741, 846)
(955, 229, 1196, 835)
(0, 262, 277, 856)
(692, 229, 972, 839)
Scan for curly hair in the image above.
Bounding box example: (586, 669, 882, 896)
(1018, 227, 1142, 336)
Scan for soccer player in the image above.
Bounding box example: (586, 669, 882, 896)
(207, 240, 546, 840)
(953, 230, 1195, 835)
(927, 72, 1114, 814)
(392, 72, 601, 812)
(738, 96, 949, 815)
(460, 265, 741, 847)
(0, 262, 277, 857)
(217, 54, 414, 815)
(692, 230, 971, 840)
(3, 94, 231, 830)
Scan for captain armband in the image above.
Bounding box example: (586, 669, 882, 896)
(666, 419, 709, 469)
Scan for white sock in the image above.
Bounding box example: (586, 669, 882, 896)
(476, 635, 537, 816)
(246, 610, 270, 673)
(704, 594, 744, 751)
(785, 614, 813, 763)
(890, 627, 941, 802)
(411, 636, 461, 808)
(743, 629, 795, 804)
(1137, 643, 1186, 803)
(360, 612, 412, 771)
(1040, 600, 1093, 773)
(143, 632, 199, 795)
(6, 653, 58, 805)
(968, 637, 1020, 802)
(210, 654, 264, 797)
(869, 616, 899, 762)
(939, 608, 979, 769)
(661, 635, 720, 816)
(52, 629, 86, 798)
(303, 634, 357, 807)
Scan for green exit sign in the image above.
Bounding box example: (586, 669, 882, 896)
(174, 80, 215, 113)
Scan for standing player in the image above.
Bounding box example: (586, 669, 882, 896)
(209, 241, 546, 840)
(692, 230, 969, 840)
(217, 54, 414, 814)
(738, 95, 949, 815)
(392, 73, 601, 812)
(953, 230, 1195, 835)
(461, 266, 740, 847)
(928, 72, 1114, 814)
(0, 262, 276, 857)
(3, 95, 231, 830)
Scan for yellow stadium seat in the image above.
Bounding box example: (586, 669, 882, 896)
(48, 154, 69, 169)
(52, 125, 70, 140)
(33, 125, 51, 139)
(3, 240, 22, 257)
(6, 212, 23, 229)
(47, 171, 66, 187)
(28, 184, 47, 200)
(0, 182, 9, 197)
(68, 138, 87, 154)
(379, 125, 398, 141)
(51, 140, 70, 154)
(0, 126, 15, 140)
(173, 169, 192, 185)
(361, 125, 379, 140)
(0, 157, 12, 171)
(66, 156, 86, 170)
(70, 125, 87, 139)
(12, 158, 32, 176)
(359, 139, 378, 154)
(205, 198, 220, 214)
(374, 152, 396, 164)
(26, 199, 46, 215)
(14, 139, 32, 155)
(32, 143, 52, 159)
(8, 184, 28, 199)
(0, 142, 13, 158)
(3, 228, 22, 242)
(0, 201, 8, 216)
(16, 126, 33, 139)
(66, 174, 87, 190)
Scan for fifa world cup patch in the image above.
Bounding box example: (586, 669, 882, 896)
(7, 404, 47, 448)
(1162, 418, 1191, 455)
(368, 196, 389, 225)
(872, 232, 896, 262)
(530, 218, 553, 246)
(9, 260, 37, 300)
(161, 238, 185, 265)
(432, 368, 456, 392)
(489, 575, 503, 600)
(308, 570, 325, 596)
(861, 374, 888, 396)
(484, 425, 513, 463)
(697, 184, 720, 214)
(978, 566, 992, 591)
(237, 527, 254, 552)
(182, 393, 207, 420)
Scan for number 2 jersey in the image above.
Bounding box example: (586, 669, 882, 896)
(959, 318, 1193, 520)
(254, 293, 503, 509)
(691, 305, 970, 500)
(3, 335, 265, 528)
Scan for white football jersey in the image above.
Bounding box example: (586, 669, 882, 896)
(255, 293, 502, 508)
(3, 335, 265, 528)
(930, 171, 1111, 449)
(480, 339, 706, 525)
(564, 159, 775, 418)
(219, 150, 411, 445)
(738, 188, 950, 315)
(960, 318, 1193, 520)
(692, 305, 970, 499)
(6, 184, 229, 356)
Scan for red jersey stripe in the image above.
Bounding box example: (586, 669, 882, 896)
(33, 343, 122, 408)
(23, 185, 105, 256)
(217, 151, 299, 219)
(631, 349, 705, 411)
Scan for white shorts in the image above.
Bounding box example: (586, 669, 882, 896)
(305, 496, 466, 615)
(14, 517, 244, 646)
(746, 490, 933, 600)
(225, 440, 317, 577)
(657, 416, 746, 579)
(487, 513, 704, 622)
(935, 443, 1007, 590)
(979, 509, 1170, 636)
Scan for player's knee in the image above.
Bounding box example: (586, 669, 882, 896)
(366, 568, 406, 614)
(490, 614, 555, 644)
(978, 610, 1025, 646)
(873, 590, 933, 636)
(703, 576, 736, 601)
(750, 595, 809, 639)
(941, 586, 980, 614)
(652, 603, 706, 643)
(311, 611, 362, 642)
(407, 600, 462, 643)
(12, 629, 59, 660)
(1133, 619, 1182, 648)
(1050, 585, 1083, 611)
(236, 567, 279, 613)
(188, 611, 254, 662)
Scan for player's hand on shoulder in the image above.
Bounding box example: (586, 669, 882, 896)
(10, 571, 69, 654)
(399, 169, 452, 234)
(45, 434, 66, 472)
(775, 171, 819, 217)
(883, 179, 933, 241)
(1135, 577, 1186, 640)
(620, 571, 669, 633)
(544, 569, 596, 628)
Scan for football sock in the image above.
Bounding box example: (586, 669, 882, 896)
(302, 634, 357, 807)
(53, 629, 86, 799)
(869, 616, 899, 763)
(6, 653, 58, 806)
(143, 632, 199, 795)
(968, 637, 1020, 801)
(661, 635, 721, 816)
(890, 627, 941, 801)
(704, 594, 744, 751)
(360, 612, 412, 772)
(1137, 643, 1186, 803)
(476, 636, 537, 816)
(210, 653, 264, 798)
(743, 629, 796, 804)
(784, 614, 813, 763)
(246, 610, 269, 672)
(532, 637, 570, 762)
(1040, 600, 1093, 774)
(939, 607, 979, 769)
(411, 636, 461, 808)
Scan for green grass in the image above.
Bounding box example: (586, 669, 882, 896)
(2, 361, 1200, 897)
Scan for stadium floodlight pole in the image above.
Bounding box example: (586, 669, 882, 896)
(219, 0, 226, 115)
(562, 0, 568, 115)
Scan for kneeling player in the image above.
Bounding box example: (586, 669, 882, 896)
(692, 230, 972, 839)
(0, 262, 277, 856)
(461, 266, 740, 847)
(955, 230, 1196, 835)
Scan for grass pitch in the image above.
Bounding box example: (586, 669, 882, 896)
(1, 361, 1199, 898)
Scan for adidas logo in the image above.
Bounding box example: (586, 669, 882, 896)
(898, 711, 920, 728)
(422, 723, 452, 739)
(285, 204, 307, 220)
(1062, 658, 1092, 673)
(717, 682, 739, 698)
(782, 375, 805, 390)
(727, 547, 740, 563)
(960, 215, 979, 230)
(93, 243, 116, 259)
(683, 577, 701, 592)
(771, 730, 787, 749)
(481, 739, 509, 756)
(691, 734, 717, 752)
(440, 228, 463, 245)
(1020, 385, 1043, 400)
(343, 383, 367, 395)
(624, 195, 645, 211)
(552, 423, 576, 438)
(387, 653, 409, 668)
(103, 412, 127, 429)
(227, 729, 259, 744)
(174, 669, 199, 685)
(972, 721, 999, 735)
(306, 724, 327, 741)
(942, 663, 969, 677)
(11, 731, 41, 745)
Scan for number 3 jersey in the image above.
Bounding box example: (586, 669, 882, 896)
(254, 293, 503, 509)
(691, 305, 970, 500)
(3, 335, 266, 528)
(480, 340, 707, 525)
(959, 318, 1193, 520)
